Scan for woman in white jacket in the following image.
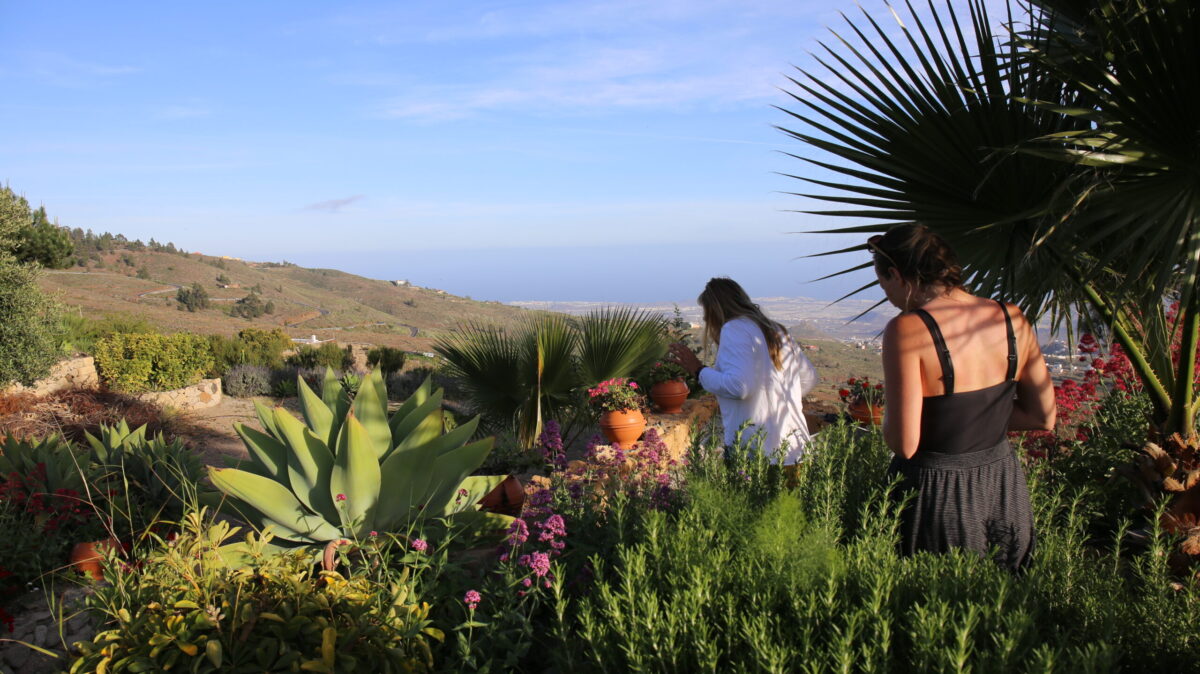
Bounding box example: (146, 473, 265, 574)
(668, 278, 819, 464)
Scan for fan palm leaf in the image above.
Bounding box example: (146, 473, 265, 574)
(577, 307, 670, 385)
(778, 0, 1087, 325)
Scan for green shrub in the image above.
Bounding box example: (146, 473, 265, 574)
(367, 346, 407, 375)
(285, 342, 352, 370)
(546, 421, 1200, 673)
(59, 313, 159, 355)
(221, 364, 272, 397)
(207, 328, 291, 374)
(229, 292, 274, 319)
(175, 282, 209, 312)
(0, 186, 62, 386)
(73, 513, 441, 673)
(94, 332, 213, 393)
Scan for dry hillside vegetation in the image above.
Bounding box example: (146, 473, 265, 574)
(40, 250, 541, 350)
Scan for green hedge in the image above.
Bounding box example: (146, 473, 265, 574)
(94, 332, 214, 393)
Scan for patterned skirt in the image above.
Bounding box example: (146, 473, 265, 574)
(888, 439, 1035, 572)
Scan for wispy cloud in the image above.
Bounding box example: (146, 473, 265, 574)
(4, 51, 140, 87)
(303, 195, 365, 213)
(316, 0, 837, 121)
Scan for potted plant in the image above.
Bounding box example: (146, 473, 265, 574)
(588, 377, 647, 446)
(643, 361, 690, 414)
(839, 377, 884, 426)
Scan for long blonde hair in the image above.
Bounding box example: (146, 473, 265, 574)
(698, 277, 786, 370)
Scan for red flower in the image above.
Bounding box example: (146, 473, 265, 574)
(838, 389, 850, 398)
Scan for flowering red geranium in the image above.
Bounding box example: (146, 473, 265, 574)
(838, 377, 884, 407)
(587, 378, 645, 413)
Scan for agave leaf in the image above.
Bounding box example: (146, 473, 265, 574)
(331, 414, 381, 535)
(443, 509, 516, 539)
(234, 423, 289, 484)
(208, 467, 341, 542)
(351, 369, 392, 458)
(271, 409, 337, 522)
(389, 390, 444, 448)
(370, 367, 388, 407)
(297, 377, 334, 446)
(83, 430, 108, 462)
(445, 474, 508, 516)
(418, 438, 495, 520)
(392, 410, 443, 458)
(385, 415, 479, 462)
(375, 441, 443, 531)
(321, 367, 345, 409)
(254, 400, 281, 440)
(389, 375, 432, 422)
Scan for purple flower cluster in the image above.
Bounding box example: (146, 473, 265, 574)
(537, 420, 567, 470)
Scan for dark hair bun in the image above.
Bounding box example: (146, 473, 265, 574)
(871, 224, 962, 287)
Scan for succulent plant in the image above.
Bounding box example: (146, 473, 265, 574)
(85, 420, 205, 523)
(209, 368, 511, 547)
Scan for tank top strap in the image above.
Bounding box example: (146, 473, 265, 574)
(996, 299, 1018, 381)
(912, 308, 954, 394)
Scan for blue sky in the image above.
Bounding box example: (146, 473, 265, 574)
(0, 1, 985, 303)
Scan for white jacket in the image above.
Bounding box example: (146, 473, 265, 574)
(697, 317, 819, 464)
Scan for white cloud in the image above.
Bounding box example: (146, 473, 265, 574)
(9, 51, 140, 87)
(315, 0, 839, 120)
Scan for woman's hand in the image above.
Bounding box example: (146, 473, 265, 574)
(668, 342, 703, 375)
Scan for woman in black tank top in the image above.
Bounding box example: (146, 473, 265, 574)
(868, 225, 1056, 571)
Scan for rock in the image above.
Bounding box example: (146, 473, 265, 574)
(6, 646, 30, 670)
(33, 624, 47, 645)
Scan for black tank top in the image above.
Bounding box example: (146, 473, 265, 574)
(912, 300, 1018, 456)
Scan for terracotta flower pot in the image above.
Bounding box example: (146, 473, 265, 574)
(650, 379, 689, 414)
(70, 538, 119, 581)
(480, 475, 525, 516)
(848, 400, 884, 426)
(599, 408, 646, 446)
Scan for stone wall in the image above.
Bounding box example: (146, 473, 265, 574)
(135, 378, 222, 411)
(2, 357, 99, 396)
(0, 585, 96, 673)
(645, 395, 720, 462)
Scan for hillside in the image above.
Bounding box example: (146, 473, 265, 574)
(39, 250, 538, 350)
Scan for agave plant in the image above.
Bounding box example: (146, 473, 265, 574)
(0, 433, 91, 495)
(85, 420, 205, 523)
(208, 368, 511, 548)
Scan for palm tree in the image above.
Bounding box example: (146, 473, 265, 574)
(435, 308, 668, 448)
(780, 0, 1200, 549)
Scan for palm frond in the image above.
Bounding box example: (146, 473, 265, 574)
(577, 307, 669, 385)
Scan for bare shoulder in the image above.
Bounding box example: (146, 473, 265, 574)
(883, 312, 928, 346)
(998, 301, 1035, 333)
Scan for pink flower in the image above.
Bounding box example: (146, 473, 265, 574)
(369, 530, 378, 537)
(411, 538, 428, 552)
(528, 551, 551, 577)
(464, 590, 481, 610)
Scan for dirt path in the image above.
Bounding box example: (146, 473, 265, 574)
(178, 396, 304, 467)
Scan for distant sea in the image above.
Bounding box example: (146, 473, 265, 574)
(285, 242, 878, 305)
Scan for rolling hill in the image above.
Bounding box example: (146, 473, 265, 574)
(39, 249, 539, 350)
